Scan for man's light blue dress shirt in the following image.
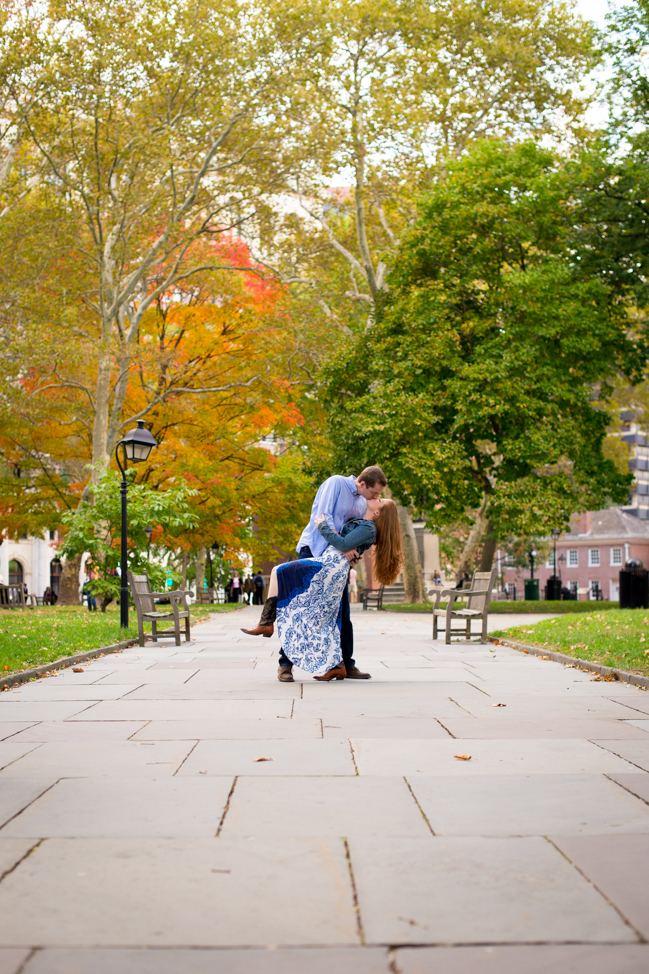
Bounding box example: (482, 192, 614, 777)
(296, 475, 367, 557)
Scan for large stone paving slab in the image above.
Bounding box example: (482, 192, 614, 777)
(0, 949, 31, 974)
(0, 780, 57, 829)
(8, 685, 143, 701)
(0, 741, 195, 778)
(0, 723, 38, 741)
(178, 740, 356, 776)
(0, 838, 358, 946)
(0, 703, 96, 721)
(131, 718, 322, 740)
(148, 660, 257, 669)
(407, 774, 649, 835)
(322, 718, 451, 739)
(394, 944, 649, 973)
(293, 698, 472, 719)
(0, 743, 42, 771)
(608, 773, 649, 804)
(607, 695, 649, 716)
(439, 718, 649, 739)
(592, 739, 649, 772)
(447, 697, 645, 719)
(222, 777, 430, 838)
(65, 700, 293, 720)
(551, 834, 649, 939)
(350, 738, 637, 776)
(0, 838, 38, 879)
(122, 683, 302, 700)
(7, 722, 148, 743)
(22, 947, 391, 974)
(348, 836, 635, 944)
(1, 777, 233, 838)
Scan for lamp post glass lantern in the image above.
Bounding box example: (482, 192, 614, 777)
(115, 421, 157, 628)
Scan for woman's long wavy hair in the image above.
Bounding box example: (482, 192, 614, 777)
(373, 499, 403, 586)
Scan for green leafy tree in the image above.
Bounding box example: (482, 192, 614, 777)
(60, 470, 198, 608)
(323, 140, 642, 589)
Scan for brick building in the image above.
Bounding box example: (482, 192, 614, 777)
(501, 508, 649, 601)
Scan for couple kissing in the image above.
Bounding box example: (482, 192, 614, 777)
(241, 466, 403, 682)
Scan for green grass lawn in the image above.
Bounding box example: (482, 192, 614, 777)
(0, 602, 244, 675)
(492, 609, 649, 677)
(384, 600, 619, 614)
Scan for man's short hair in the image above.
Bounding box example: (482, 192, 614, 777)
(358, 465, 388, 488)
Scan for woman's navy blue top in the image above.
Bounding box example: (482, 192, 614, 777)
(317, 517, 376, 555)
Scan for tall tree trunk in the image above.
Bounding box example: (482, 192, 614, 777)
(57, 553, 83, 605)
(479, 520, 497, 572)
(456, 494, 491, 584)
(397, 505, 428, 603)
(195, 547, 206, 597)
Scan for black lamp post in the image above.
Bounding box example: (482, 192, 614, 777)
(115, 421, 158, 628)
(552, 528, 560, 578)
(144, 527, 153, 561)
(529, 548, 536, 581)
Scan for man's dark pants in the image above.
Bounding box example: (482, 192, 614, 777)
(278, 545, 355, 670)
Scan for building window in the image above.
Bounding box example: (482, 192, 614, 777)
(589, 580, 602, 601)
(611, 547, 623, 566)
(568, 581, 578, 597)
(8, 560, 23, 586)
(588, 549, 600, 567)
(568, 549, 578, 567)
(545, 556, 555, 569)
(50, 559, 62, 599)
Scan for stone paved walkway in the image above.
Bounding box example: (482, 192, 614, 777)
(1, 605, 649, 973)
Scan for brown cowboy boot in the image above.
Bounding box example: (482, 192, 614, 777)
(241, 596, 277, 637)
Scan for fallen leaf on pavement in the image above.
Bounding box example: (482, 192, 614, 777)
(492, 703, 506, 707)
(254, 757, 274, 762)
(72, 667, 84, 673)
(522, 648, 529, 654)
(454, 753, 472, 761)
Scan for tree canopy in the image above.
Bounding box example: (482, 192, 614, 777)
(323, 140, 643, 571)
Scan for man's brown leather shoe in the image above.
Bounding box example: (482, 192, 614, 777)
(345, 665, 371, 679)
(241, 624, 274, 637)
(278, 665, 294, 682)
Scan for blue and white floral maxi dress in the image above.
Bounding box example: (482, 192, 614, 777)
(275, 546, 349, 675)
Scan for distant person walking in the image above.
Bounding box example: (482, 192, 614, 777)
(253, 571, 265, 605)
(243, 574, 254, 605)
(226, 570, 241, 602)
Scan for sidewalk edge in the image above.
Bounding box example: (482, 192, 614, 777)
(0, 638, 139, 689)
(489, 636, 649, 690)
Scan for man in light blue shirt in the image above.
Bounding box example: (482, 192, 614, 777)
(284, 466, 387, 680)
(296, 474, 369, 558)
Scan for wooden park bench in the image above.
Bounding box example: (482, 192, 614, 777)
(127, 571, 191, 647)
(360, 585, 384, 611)
(431, 566, 497, 644)
(195, 587, 220, 604)
(0, 583, 37, 609)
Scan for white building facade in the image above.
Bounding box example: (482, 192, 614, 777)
(0, 533, 67, 600)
